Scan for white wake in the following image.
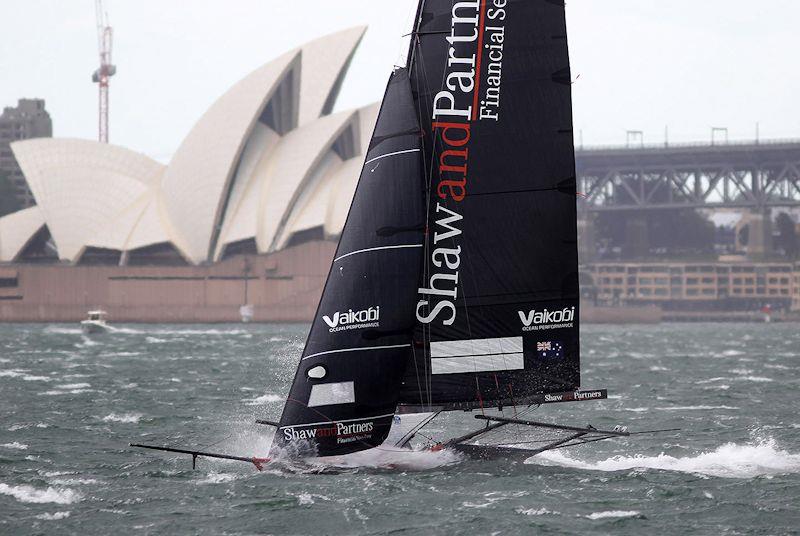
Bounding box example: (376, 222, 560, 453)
(526, 437, 800, 478)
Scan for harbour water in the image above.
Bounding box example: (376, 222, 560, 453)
(1, 323, 798, 535)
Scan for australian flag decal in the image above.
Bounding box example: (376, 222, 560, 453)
(536, 341, 564, 359)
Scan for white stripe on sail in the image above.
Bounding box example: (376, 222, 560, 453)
(280, 412, 396, 429)
(334, 244, 422, 262)
(430, 337, 524, 375)
(302, 344, 411, 361)
(364, 148, 421, 166)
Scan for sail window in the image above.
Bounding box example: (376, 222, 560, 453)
(306, 365, 327, 379)
(430, 337, 524, 375)
(307, 381, 355, 407)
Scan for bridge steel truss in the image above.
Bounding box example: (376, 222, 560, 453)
(576, 140, 800, 212)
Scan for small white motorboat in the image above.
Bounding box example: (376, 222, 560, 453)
(81, 310, 110, 334)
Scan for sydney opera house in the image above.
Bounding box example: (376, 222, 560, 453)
(0, 28, 380, 322)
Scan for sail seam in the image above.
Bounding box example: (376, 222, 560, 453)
(364, 148, 421, 165)
(334, 244, 423, 262)
(302, 344, 411, 361)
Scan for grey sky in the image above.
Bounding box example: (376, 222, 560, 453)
(2, 1, 799, 161)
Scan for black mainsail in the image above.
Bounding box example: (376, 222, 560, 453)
(273, 70, 426, 456)
(400, 0, 581, 410)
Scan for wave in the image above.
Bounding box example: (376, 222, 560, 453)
(516, 507, 559, 516)
(1, 442, 28, 450)
(196, 472, 239, 485)
(585, 510, 642, 520)
(38, 389, 94, 396)
(654, 405, 739, 411)
(35, 511, 71, 521)
(0, 370, 52, 382)
(308, 446, 464, 472)
(7, 423, 48, 431)
(43, 326, 82, 335)
(102, 413, 142, 423)
(56, 383, 91, 390)
(0, 483, 81, 504)
(527, 437, 800, 478)
(49, 478, 99, 486)
(735, 376, 774, 383)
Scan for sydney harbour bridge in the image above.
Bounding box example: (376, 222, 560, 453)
(574, 139, 800, 258)
(576, 139, 800, 211)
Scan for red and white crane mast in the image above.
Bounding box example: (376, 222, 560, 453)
(92, 0, 116, 143)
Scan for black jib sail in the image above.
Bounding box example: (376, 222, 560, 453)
(398, 0, 581, 410)
(273, 69, 426, 456)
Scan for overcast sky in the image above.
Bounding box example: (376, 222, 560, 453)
(2, 1, 799, 161)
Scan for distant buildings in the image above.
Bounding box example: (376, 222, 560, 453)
(0, 99, 52, 208)
(585, 261, 800, 312)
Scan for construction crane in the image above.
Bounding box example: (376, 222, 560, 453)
(91, 0, 116, 143)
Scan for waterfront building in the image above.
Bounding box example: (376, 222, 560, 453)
(0, 99, 52, 209)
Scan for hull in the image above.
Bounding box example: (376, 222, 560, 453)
(81, 321, 109, 334)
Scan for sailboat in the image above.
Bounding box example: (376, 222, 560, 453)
(133, 0, 673, 469)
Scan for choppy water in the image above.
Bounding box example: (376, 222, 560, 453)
(1, 322, 798, 535)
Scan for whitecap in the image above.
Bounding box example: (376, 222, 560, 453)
(49, 478, 99, 486)
(102, 413, 142, 424)
(7, 423, 47, 431)
(197, 472, 238, 485)
(35, 511, 71, 520)
(56, 383, 91, 390)
(296, 492, 315, 505)
(696, 377, 733, 384)
(655, 405, 738, 411)
(0, 483, 81, 504)
(1, 442, 28, 450)
(527, 437, 800, 478)
(736, 376, 774, 383)
(648, 366, 669, 372)
(764, 364, 791, 370)
(585, 510, 641, 520)
(0, 370, 51, 382)
(517, 507, 559, 516)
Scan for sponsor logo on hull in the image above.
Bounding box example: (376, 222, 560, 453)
(542, 390, 607, 404)
(322, 306, 380, 333)
(281, 421, 376, 445)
